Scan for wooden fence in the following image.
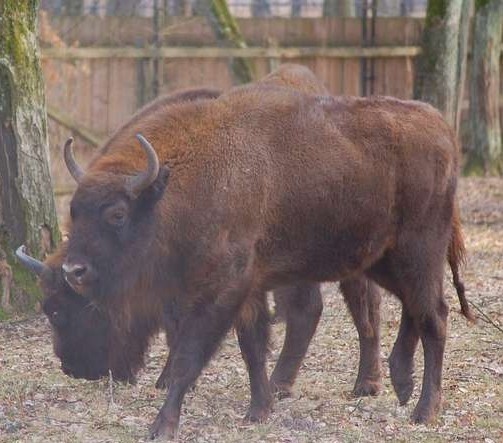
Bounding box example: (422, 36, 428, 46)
(39, 15, 501, 208)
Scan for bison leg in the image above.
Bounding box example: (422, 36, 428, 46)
(411, 286, 448, 424)
(368, 247, 448, 424)
(236, 292, 273, 422)
(389, 308, 419, 405)
(148, 289, 249, 440)
(340, 277, 382, 397)
(269, 283, 322, 399)
(155, 351, 173, 390)
(155, 303, 180, 389)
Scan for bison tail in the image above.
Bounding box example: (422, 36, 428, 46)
(448, 203, 475, 323)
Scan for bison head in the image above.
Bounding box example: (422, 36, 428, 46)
(61, 135, 169, 300)
(15, 245, 140, 382)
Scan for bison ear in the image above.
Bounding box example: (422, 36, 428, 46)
(137, 165, 170, 207)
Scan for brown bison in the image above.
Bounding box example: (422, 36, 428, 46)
(57, 83, 472, 438)
(18, 70, 383, 398)
(20, 66, 473, 439)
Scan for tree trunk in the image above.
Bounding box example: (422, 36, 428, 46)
(323, 0, 356, 16)
(0, 0, 59, 315)
(62, 0, 82, 15)
(106, 0, 137, 16)
(414, 0, 471, 129)
(251, 0, 271, 17)
(454, 0, 472, 135)
(466, 0, 503, 175)
(291, 0, 302, 17)
(194, 0, 254, 84)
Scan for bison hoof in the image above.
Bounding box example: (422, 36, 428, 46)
(411, 395, 441, 425)
(411, 406, 437, 425)
(270, 380, 293, 400)
(390, 375, 414, 405)
(148, 417, 178, 441)
(352, 379, 381, 397)
(389, 355, 414, 405)
(155, 376, 169, 390)
(244, 404, 272, 423)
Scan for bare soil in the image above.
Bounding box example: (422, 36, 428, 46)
(1, 177, 502, 443)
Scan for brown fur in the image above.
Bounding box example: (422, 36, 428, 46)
(62, 67, 470, 438)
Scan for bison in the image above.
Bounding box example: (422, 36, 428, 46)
(20, 66, 473, 439)
(19, 70, 382, 396)
(18, 69, 383, 398)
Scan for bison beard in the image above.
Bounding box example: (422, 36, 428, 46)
(19, 67, 474, 439)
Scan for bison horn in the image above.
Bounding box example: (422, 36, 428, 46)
(15, 245, 49, 276)
(126, 134, 160, 195)
(63, 137, 84, 183)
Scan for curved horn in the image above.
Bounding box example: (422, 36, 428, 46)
(126, 134, 160, 195)
(15, 245, 49, 277)
(63, 137, 84, 183)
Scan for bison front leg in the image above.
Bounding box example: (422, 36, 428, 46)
(340, 277, 382, 397)
(269, 283, 323, 398)
(148, 288, 250, 440)
(236, 292, 273, 422)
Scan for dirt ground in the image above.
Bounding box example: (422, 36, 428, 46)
(0, 177, 502, 443)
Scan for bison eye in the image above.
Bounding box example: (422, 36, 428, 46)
(109, 211, 126, 227)
(103, 202, 129, 228)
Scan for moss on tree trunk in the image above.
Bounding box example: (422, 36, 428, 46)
(466, 0, 503, 175)
(194, 0, 255, 84)
(0, 0, 59, 316)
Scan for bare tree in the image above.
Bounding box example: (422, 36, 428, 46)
(323, 0, 356, 16)
(414, 0, 472, 131)
(106, 0, 137, 16)
(252, 0, 271, 17)
(0, 0, 59, 314)
(194, 0, 254, 84)
(62, 0, 83, 15)
(467, 0, 503, 174)
(292, 0, 302, 17)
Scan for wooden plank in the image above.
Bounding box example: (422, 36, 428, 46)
(376, 18, 413, 98)
(320, 18, 345, 95)
(90, 58, 110, 136)
(47, 105, 103, 147)
(41, 45, 424, 60)
(75, 59, 93, 129)
(163, 58, 234, 92)
(107, 59, 137, 133)
(343, 17, 361, 96)
(44, 16, 426, 47)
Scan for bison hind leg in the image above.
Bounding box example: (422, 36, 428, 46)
(340, 277, 382, 398)
(388, 308, 419, 405)
(269, 282, 323, 399)
(237, 291, 273, 423)
(367, 242, 448, 424)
